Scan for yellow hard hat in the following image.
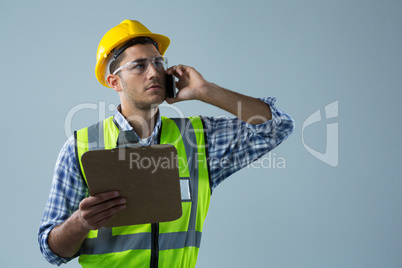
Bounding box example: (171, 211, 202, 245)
(95, 20, 170, 87)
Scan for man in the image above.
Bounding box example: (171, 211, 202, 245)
(38, 20, 294, 267)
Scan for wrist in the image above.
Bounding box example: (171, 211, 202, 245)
(196, 82, 218, 103)
(71, 210, 92, 235)
(48, 211, 91, 258)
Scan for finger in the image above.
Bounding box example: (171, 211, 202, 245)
(168, 64, 189, 77)
(165, 97, 179, 104)
(79, 194, 125, 222)
(87, 202, 126, 228)
(166, 65, 184, 76)
(83, 196, 126, 216)
(80, 191, 120, 209)
(91, 215, 114, 230)
(176, 64, 188, 76)
(165, 66, 177, 75)
(81, 199, 126, 228)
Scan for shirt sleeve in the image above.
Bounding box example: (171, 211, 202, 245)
(202, 97, 295, 192)
(38, 136, 88, 266)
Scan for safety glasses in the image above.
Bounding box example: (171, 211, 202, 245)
(112, 56, 168, 75)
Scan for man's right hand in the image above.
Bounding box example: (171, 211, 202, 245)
(78, 191, 127, 231)
(48, 191, 126, 258)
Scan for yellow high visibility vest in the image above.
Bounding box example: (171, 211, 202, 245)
(74, 116, 211, 268)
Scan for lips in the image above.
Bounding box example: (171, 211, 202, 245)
(147, 84, 161, 91)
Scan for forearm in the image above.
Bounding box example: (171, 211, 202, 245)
(198, 83, 272, 125)
(204, 97, 295, 191)
(48, 211, 89, 258)
(167, 65, 272, 124)
(48, 190, 126, 258)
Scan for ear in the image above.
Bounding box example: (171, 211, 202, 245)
(106, 74, 122, 92)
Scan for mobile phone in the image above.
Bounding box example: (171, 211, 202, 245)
(165, 74, 176, 98)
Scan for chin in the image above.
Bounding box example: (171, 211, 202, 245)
(148, 97, 165, 108)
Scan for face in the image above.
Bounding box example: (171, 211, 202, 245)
(111, 44, 166, 111)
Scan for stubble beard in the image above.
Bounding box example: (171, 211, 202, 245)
(121, 78, 164, 111)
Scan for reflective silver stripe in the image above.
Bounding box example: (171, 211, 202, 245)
(172, 118, 199, 232)
(87, 120, 104, 150)
(159, 230, 202, 250)
(81, 231, 202, 255)
(97, 227, 112, 237)
(82, 232, 152, 255)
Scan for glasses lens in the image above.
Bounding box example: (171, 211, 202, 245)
(153, 56, 167, 71)
(126, 59, 148, 73)
(114, 56, 168, 75)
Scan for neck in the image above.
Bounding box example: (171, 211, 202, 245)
(120, 104, 159, 139)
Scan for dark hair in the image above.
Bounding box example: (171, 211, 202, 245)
(109, 37, 159, 75)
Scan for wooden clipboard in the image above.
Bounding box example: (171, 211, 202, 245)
(81, 144, 182, 227)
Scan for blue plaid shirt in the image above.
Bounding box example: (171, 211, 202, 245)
(38, 97, 294, 265)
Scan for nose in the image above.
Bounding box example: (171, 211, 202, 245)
(146, 61, 160, 79)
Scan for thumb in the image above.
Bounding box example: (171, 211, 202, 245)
(165, 96, 180, 104)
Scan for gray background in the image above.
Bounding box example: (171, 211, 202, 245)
(1, 0, 401, 267)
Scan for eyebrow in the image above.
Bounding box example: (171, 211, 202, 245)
(130, 56, 163, 63)
(130, 58, 147, 63)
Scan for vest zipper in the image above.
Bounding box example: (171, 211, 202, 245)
(150, 223, 159, 268)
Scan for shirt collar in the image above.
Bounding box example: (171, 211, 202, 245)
(113, 104, 161, 145)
